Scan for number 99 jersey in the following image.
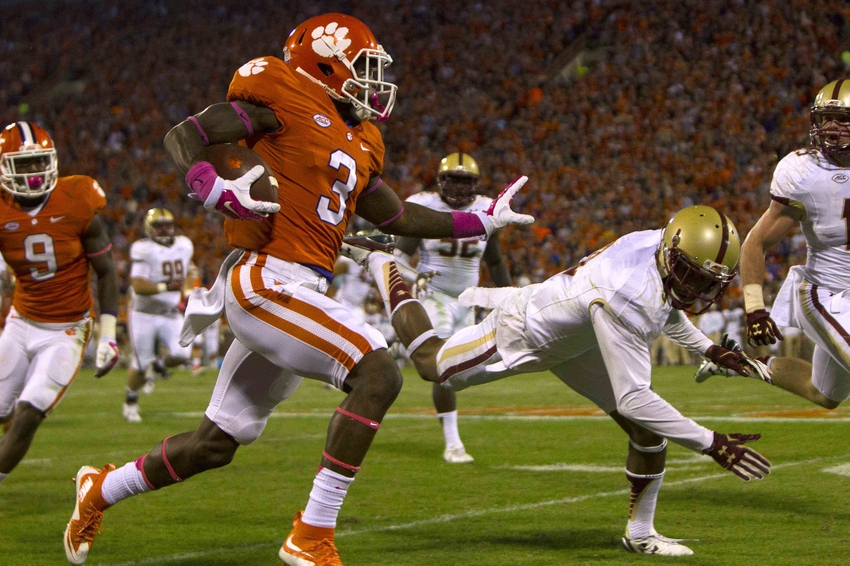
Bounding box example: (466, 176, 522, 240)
(0, 176, 106, 323)
(224, 56, 386, 275)
(129, 235, 194, 314)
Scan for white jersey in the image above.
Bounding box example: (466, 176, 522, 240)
(770, 149, 850, 292)
(405, 191, 491, 297)
(335, 255, 372, 310)
(130, 236, 194, 314)
(521, 230, 713, 365)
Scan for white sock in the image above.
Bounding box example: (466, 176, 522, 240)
(438, 411, 463, 449)
(302, 468, 354, 528)
(0, 472, 8, 484)
(626, 469, 664, 540)
(101, 460, 152, 505)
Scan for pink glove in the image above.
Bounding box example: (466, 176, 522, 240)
(186, 162, 280, 220)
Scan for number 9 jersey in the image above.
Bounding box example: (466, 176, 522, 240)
(0, 176, 106, 323)
(224, 56, 386, 276)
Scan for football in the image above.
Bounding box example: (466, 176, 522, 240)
(206, 143, 279, 203)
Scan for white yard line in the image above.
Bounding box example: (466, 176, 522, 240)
(98, 454, 847, 566)
(170, 411, 850, 423)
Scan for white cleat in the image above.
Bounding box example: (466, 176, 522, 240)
(122, 403, 142, 423)
(339, 232, 395, 266)
(141, 378, 156, 395)
(443, 445, 474, 464)
(622, 531, 694, 556)
(694, 359, 735, 383)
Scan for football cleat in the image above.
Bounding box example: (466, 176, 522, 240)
(142, 378, 156, 395)
(122, 403, 142, 423)
(64, 464, 115, 565)
(339, 231, 394, 267)
(151, 358, 171, 379)
(279, 511, 343, 566)
(443, 445, 474, 464)
(622, 531, 694, 556)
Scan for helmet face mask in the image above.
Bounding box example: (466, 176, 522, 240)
(659, 206, 740, 315)
(284, 14, 397, 122)
(437, 153, 480, 209)
(144, 209, 175, 246)
(0, 122, 59, 198)
(810, 80, 850, 160)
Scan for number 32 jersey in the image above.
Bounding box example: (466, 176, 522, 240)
(770, 149, 850, 292)
(0, 176, 106, 323)
(224, 56, 386, 276)
(405, 191, 491, 297)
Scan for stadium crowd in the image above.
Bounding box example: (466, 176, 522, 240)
(1, 0, 849, 349)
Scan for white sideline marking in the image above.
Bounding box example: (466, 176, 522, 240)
(823, 463, 850, 476)
(171, 411, 850, 423)
(100, 455, 846, 566)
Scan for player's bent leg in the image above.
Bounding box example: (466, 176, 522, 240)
(0, 402, 46, 475)
(770, 354, 842, 409)
(610, 412, 692, 557)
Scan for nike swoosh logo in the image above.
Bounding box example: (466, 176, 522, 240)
(222, 202, 240, 217)
(283, 534, 313, 558)
(360, 143, 371, 152)
(50, 216, 65, 223)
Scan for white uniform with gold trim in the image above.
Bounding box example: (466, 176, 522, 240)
(334, 255, 372, 325)
(128, 236, 193, 371)
(770, 149, 850, 402)
(439, 229, 716, 452)
(405, 191, 490, 337)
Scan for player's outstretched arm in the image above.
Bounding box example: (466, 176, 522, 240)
(83, 214, 120, 378)
(357, 176, 534, 239)
(741, 200, 800, 346)
(164, 101, 281, 220)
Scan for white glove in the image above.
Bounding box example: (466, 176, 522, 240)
(188, 164, 280, 220)
(473, 176, 535, 237)
(95, 313, 119, 378)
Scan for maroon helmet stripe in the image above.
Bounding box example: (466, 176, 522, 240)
(715, 208, 728, 264)
(832, 79, 845, 100)
(459, 151, 465, 170)
(810, 284, 850, 347)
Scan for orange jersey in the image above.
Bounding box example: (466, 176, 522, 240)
(225, 56, 385, 276)
(0, 176, 106, 322)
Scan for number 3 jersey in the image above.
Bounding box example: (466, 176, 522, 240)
(405, 191, 491, 297)
(770, 149, 850, 292)
(129, 235, 194, 314)
(224, 56, 386, 276)
(0, 176, 106, 323)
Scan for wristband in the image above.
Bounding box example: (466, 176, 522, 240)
(451, 210, 487, 239)
(99, 313, 117, 341)
(185, 161, 220, 201)
(156, 282, 168, 293)
(743, 284, 766, 313)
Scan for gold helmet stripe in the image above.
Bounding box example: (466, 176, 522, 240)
(716, 208, 729, 264)
(833, 79, 846, 100)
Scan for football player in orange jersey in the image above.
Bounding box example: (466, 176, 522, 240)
(0, 122, 119, 486)
(64, 13, 532, 566)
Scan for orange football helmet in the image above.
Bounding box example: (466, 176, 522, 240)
(0, 122, 58, 198)
(283, 13, 397, 121)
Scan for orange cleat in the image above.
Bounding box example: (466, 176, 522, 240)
(279, 511, 343, 566)
(63, 464, 115, 565)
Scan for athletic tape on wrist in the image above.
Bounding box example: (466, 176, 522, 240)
(406, 329, 437, 357)
(230, 102, 254, 136)
(335, 407, 380, 430)
(161, 436, 184, 483)
(187, 117, 209, 146)
(743, 284, 766, 313)
(451, 210, 486, 239)
(321, 451, 361, 473)
(628, 438, 668, 453)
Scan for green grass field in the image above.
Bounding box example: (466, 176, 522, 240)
(2, 364, 850, 565)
